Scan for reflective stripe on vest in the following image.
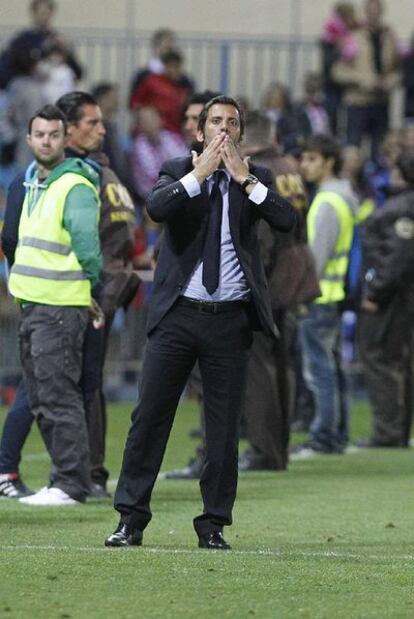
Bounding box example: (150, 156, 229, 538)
(9, 172, 98, 306)
(12, 265, 88, 281)
(307, 191, 354, 304)
(19, 236, 72, 256)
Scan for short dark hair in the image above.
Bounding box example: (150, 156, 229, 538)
(30, 0, 55, 12)
(91, 82, 115, 101)
(151, 28, 175, 50)
(28, 104, 67, 134)
(160, 50, 182, 65)
(184, 90, 220, 111)
(243, 111, 275, 148)
(55, 91, 98, 124)
(303, 134, 342, 175)
(395, 150, 414, 186)
(197, 95, 245, 140)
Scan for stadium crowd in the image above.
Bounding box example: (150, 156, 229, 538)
(0, 0, 413, 530)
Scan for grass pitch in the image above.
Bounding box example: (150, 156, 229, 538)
(0, 398, 413, 618)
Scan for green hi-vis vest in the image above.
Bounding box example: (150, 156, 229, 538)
(9, 173, 98, 306)
(307, 191, 354, 304)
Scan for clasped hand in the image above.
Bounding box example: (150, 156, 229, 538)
(191, 133, 250, 185)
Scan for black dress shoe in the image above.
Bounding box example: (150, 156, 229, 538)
(198, 531, 231, 550)
(105, 523, 143, 547)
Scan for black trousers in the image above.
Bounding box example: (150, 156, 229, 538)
(243, 310, 295, 470)
(81, 313, 114, 487)
(358, 304, 414, 446)
(114, 300, 253, 536)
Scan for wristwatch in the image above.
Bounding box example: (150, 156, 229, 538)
(241, 174, 259, 191)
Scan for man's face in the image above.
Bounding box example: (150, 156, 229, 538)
(197, 104, 241, 148)
(365, 0, 383, 27)
(183, 103, 204, 145)
(32, 1, 54, 30)
(27, 117, 66, 168)
(67, 104, 106, 154)
(300, 151, 332, 184)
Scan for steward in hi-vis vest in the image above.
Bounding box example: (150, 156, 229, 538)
(307, 190, 354, 304)
(9, 158, 101, 305)
(298, 134, 358, 456)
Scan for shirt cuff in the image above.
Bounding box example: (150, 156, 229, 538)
(180, 172, 201, 197)
(248, 182, 268, 204)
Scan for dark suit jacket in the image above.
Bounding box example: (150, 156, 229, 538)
(146, 155, 296, 337)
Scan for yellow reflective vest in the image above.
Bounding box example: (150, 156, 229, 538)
(9, 172, 97, 306)
(307, 191, 354, 304)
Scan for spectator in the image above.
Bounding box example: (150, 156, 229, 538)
(367, 130, 402, 207)
(402, 32, 414, 121)
(2, 47, 47, 171)
(130, 50, 194, 134)
(0, 0, 83, 89)
(320, 2, 358, 133)
(91, 82, 134, 193)
(128, 28, 177, 104)
(263, 82, 311, 153)
(298, 72, 331, 136)
(332, 0, 400, 160)
(130, 106, 187, 201)
(40, 45, 77, 103)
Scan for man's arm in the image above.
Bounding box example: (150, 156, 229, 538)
(363, 213, 414, 305)
(63, 184, 102, 288)
(0, 172, 26, 267)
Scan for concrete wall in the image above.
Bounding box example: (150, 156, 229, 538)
(1, 0, 413, 40)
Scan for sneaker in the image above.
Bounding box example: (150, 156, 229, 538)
(161, 457, 204, 480)
(19, 487, 80, 506)
(0, 474, 34, 499)
(290, 447, 320, 461)
(89, 483, 111, 498)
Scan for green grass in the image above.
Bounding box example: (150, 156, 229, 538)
(1, 398, 413, 618)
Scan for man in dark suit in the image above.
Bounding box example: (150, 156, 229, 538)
(105, 96, 296, 550)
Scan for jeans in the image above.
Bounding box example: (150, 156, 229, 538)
(0, 380, 34, 474)
(299, 303, 348, 452)
(346, 104, 389, 161)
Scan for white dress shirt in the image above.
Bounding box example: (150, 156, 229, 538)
(179, 170, 268, 302)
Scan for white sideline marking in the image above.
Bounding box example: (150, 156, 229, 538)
(0, 544, 413, 562)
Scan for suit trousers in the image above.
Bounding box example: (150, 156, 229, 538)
(114, 300, 253, 536)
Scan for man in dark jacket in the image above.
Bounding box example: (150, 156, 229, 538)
(357, 150, 414, 448)
(105, 96, 296, 550)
